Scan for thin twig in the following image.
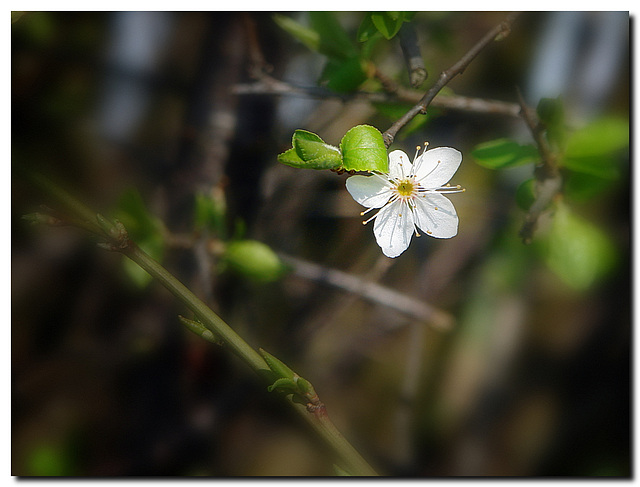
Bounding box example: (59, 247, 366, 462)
(516, 89, 563, 244)
(398, 22, 427, 87)
(382, 12, 520, 146)
(279, 253, 454, 330)
(233, 76, 520, 118)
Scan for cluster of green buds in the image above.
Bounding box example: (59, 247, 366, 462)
(259, 348, 324, 413)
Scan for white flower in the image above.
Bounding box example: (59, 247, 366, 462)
(345, 145, 464, 258)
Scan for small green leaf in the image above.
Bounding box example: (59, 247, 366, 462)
(267, 377, 299, 394)
(179, 315, 223, 345)
(472, 138, 539, 169)
(370, 12, 404, 39)
(295, 376, 316, 397)
(222, 240, 286, 282)
(357, 13, 379, 42)
(259, 348, 296, 380)
(340, 125, 388, 172)
(278, 129, 343, 170)
(545, 205, 618, 290)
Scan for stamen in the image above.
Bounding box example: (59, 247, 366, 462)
(360, 207, 377, 216)
(362, 211, 379, 225)
(413, 145, 421, 162)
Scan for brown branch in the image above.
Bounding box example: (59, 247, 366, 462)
(516, 89, 563, 244)
(233, 75, 521, 118)
(279, 253, 454, 330)
(398, 22, 427, 87)
(381, 12, 520, 147)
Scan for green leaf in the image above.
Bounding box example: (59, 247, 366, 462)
(340, 125, 388, 172)
(472, 138, 539, 169)
(545, 205, 617, 291)
(278, 130, 342, 170)
(309, 11, 357, 60)
(564, 116, 629, 159)
(222, 240, 286, 282)
(357, 13, 379, 42)
(322, 56, 368, 93)
(370, 12, 404, 39)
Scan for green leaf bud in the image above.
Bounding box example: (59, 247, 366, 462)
(266, 377, 299, 394)
(222, 240, 286, 282)
(178, 315, 224, 345)
(259, 348, 295, 380)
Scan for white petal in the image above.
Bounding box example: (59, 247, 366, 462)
(388, 150, 410, 180)
(413, 192, 458, 239)
(346, 175, 392, 208)
(414, 147, 462, 188)
(373, 199, 415, 258)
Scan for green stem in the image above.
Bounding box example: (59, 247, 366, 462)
(27, 172, 378, 475)
(123, 241, 378, 476)
(124, 241, 266, 371)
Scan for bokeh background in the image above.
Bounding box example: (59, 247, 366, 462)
(12, 11, 630, 476)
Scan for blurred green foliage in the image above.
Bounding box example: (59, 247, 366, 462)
(472, 97, 628, 291)
(221, 240, 286, 283)
(26, 443, 75, 476)
(544, 204, 618, 291)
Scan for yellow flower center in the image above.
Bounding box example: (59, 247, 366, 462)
(395, 178, 416, 198)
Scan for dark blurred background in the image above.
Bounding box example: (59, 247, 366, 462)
(12, 11, 630, 476)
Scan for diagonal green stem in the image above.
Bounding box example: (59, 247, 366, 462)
(28, 172, 378, 475)
(122, 241, 378, 476)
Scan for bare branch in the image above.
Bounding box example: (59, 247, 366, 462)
(382, 12, 520, 146)
(516, 89, 563, 244)
(279, 253, 454, 330)
(233, 75, 521, 118)
(398, 23, 427, 87)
